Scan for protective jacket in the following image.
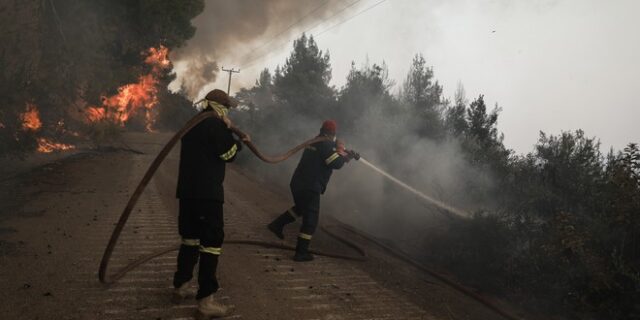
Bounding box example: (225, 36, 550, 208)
(290, 137, 347, 194)
(176, 107, 239, 201)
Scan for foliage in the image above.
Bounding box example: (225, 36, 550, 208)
(401, 54, 444, 139)
(444, 83, 469, 137)
(0, 0, 204, 154)
(273, 33, 335, 122)
(233, 33, 639, 319)
(335, 61, 395, 136)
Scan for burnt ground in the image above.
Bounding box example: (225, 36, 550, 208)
(0, 132, 530, 320)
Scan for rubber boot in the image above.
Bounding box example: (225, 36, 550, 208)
(196, 294, 234, 319)
(293, 237, 314, 262)
(267, 211, 295, 239)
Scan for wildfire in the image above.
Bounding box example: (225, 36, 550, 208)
(37, 138, 75, 153)
(85, 45, 171, 131)
(145, 46, 171, 71)
(17, 103, 77, 153)
(85, 107, 107, 123)
(21, 103, 42, 131)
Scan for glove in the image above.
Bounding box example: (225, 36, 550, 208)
(336, 139, 348, 157)
(336, 139, 346, 151)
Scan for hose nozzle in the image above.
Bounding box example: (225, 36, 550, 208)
(346, 149, 360, 161)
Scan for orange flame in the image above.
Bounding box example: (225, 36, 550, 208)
(145, 46, 171, 70)
(85, 45, 170, 131)
(37, 138, 75, 153)
(85, 107, 106, 122)
(21, 103, 42, 131)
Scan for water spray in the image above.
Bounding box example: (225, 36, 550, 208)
(355, 156, 469, 218)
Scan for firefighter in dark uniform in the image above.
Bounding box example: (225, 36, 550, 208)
(267, 120, 358, 262)
(172, 89, 247, 318)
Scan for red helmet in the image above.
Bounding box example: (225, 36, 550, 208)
(321, 120, 337, 135)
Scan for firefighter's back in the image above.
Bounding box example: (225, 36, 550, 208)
(176, 115, 227, 201)
(290, 139, 337, 194)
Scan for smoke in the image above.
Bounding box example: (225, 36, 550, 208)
(233, 77, 497, 249)
(170, 0, 360, 99)
(319, 97, 496, 246)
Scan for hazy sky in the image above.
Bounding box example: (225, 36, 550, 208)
(173, 0, 639, 154)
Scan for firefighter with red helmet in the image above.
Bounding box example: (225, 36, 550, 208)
(172, 89, 247, 318)
(267, 120, 358, 261)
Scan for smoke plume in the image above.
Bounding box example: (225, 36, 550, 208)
(170, 0, 360, 99)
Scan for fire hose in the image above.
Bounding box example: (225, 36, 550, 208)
(98, 111, 523, 320)
(98, 111, 366, 285)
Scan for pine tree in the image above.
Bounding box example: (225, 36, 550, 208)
(466, 95, 499, 144)
(462, 95, 510, 179)
(273, 33, 335, 119)
(337, 61, 394, 134)
(445, 83, 468, 136)
(401, 54, 444, 139)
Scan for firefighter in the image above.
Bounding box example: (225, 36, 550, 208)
(267, 120, 358, 262)
(172, 89, 248, 318)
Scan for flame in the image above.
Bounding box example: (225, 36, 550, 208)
(85, 107, 106, 122)
(37, 138, 75, 153)
(18, 103, 76, 153)
(85, 45, 170, 131)
(145, 46, 171, 71)
(98, 74, 159, 125)
(21, 103, 42, 131)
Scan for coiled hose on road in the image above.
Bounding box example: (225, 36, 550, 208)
(98, 111, 523, 320)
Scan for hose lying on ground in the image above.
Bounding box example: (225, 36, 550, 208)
(98, 111, 362, 285)
(100, 225, 366, 286)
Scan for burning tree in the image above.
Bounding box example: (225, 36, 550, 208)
(84, 45, 172, 132)
(0, 0, 204, 155)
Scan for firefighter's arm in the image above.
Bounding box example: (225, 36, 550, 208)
(320, 142, 347, 169)
(213, 119, 241, 162)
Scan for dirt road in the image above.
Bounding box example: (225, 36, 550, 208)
(0, 132, 515, 319)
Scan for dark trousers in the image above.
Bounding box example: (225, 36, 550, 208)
(173, 198, 225, 299)
(291, 189, 321, 237)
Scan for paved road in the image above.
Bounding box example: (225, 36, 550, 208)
(0, 133, 507, 320)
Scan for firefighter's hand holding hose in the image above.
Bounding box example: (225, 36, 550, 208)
(336, 139, 360, 162)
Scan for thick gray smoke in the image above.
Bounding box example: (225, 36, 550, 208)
(232, 81, 497, 252)
(170, 0, 358, 99)
(323, 100, 495, 246)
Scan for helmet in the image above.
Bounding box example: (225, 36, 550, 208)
(204, 89, 238, 108)
(321, 120, 337, 135)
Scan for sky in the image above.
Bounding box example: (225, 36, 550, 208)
(171, 0, 639, 154)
